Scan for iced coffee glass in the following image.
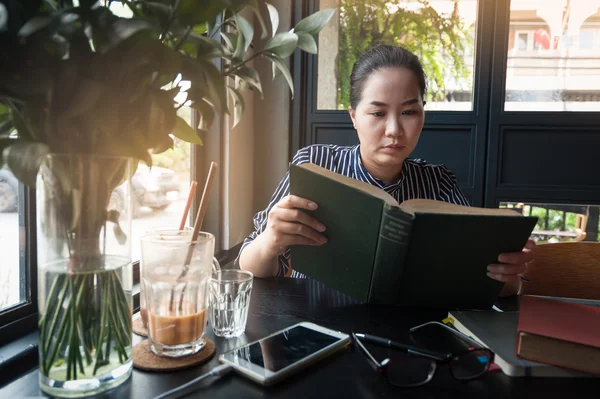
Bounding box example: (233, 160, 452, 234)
(141, 232, 220, 357)
(139, 227, 194, 328)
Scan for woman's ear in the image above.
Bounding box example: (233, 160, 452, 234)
(348, 106, 357, 129)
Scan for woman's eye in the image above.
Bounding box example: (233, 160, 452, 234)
(403, 110, 417, 115)
(370, 112, 385, 117)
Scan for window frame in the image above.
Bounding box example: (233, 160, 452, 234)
(0, 185, 38, 344)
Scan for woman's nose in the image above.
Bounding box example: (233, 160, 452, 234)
(385, 117, 404, 137)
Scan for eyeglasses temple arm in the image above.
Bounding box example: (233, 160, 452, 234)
(355, 333, 451, 361)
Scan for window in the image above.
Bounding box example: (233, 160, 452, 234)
(505, 1, 600, 111)
(579, 30, 595, 49)
(108, 3, 197, 264)
(0, 177, 22, 311)
(316, 0, 479, 111)
(516, 32, 529, 50)
(499, 202, 600, 244)
(129, 106, 193, 263)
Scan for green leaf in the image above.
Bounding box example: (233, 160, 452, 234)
(196, 59, 228, 113)
(0, 139, 15, 169)
(107, 210, 128, 245)
(10, 107, 36, 142)
(296, 31, 318, 54)
(101, 19, 154, 52)
(185, 33, 222, 58)
(146, 91, 177, 152)
(232, 65, 262, 95)
(178, 0, 222, 26)
(264, 32, 298, 58)
(220, 32, 237, 53)
(193, 24, 207, 34)
(264, 53, 294, 98)
(18, 16, 54, 37)
(2, 141, 51, 187)
(249, 4, 268, 39)
(181, 42, 197, 57)
(190, 100, 215, 132)
(0, 120, 15, 139)
(61, 79, 105, 118)
(138, 1, 172, 26)
(233, 18, 246, 60)
(294, 8, 335, 36)
(266, 3, 279, 37)
(234, 14, 253, 52)
(171, 116, 202, 145)
(226, 86, 245, 128)
(0, 5, 7, 32)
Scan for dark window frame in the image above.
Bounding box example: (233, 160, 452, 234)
(292, 0, 600, 211)
(0, 185, 37, 344)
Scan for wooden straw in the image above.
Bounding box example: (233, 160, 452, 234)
(179, 180, 198, 230)
(190, 161, 218, 243)
(175, 162, 218, 311)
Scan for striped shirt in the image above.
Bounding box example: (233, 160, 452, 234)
(239, 144, 470, 278)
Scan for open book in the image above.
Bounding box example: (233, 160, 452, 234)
(289, 163, 538, 310)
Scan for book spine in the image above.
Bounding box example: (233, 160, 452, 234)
(368, 204, 415, 304)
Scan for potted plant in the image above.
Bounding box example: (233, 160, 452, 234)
(0, 1, 334, 397)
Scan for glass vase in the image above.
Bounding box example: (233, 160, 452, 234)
(36, 154, 133, 398)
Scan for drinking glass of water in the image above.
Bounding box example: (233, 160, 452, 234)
(209, 270, 253, 338)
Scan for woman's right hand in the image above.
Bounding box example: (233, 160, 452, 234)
(261, 195, 328, 257)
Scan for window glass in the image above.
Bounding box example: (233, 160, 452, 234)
(317, 0, 479, 111)
(130, 106, 193, 262)
(0, 171, 21, 311)
(505, 1, 600, 111)
(499, 201, 600, 243)
(109, 3, 193, 262)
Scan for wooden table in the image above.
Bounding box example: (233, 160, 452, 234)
(1, 278, 599, 398)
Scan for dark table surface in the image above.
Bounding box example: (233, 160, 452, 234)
(2, 278, 599, 398)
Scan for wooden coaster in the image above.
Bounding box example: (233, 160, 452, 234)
(132, 339, 216, 372)
(132, 317, 148, 337)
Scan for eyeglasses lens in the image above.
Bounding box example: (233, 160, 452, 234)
(410, 323, 471, 354)
(451, 349, 491, 380)
(386, 352, 436, 387)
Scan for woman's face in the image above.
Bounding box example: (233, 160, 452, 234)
(349, 67, 425, 182)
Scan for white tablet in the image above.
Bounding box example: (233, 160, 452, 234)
(218, 321, 350, 386)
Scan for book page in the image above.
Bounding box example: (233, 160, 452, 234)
(399, 198, 523, 216)
(299, 163, 399, 206)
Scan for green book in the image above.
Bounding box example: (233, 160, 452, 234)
(289, 163, 538, 310)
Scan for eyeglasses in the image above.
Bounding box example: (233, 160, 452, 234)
(352, 323, 493, 388)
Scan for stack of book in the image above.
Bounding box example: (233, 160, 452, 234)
(449, 295, 600, 377)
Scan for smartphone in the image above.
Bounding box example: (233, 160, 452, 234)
(218, 322, 350, 386)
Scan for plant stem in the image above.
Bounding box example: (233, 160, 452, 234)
(43, 276, 69, 355)
(174, 26, 193, 52)
(105, 321, 112, 362)
(78, 319, 93, 366)
(160, 0, 180, 41)
(44, 296, 71, 375)
(108, 273, 130, 356)
(39, 274, 64, 350)
(227, 51, 264, 75)
(93, 274, 109, 376)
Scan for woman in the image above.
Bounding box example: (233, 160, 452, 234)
(239, 44, 534, 297)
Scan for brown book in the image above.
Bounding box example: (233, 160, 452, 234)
(516, 295, 600, 375)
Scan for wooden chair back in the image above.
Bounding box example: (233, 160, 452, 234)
(520, 242, 600, 300)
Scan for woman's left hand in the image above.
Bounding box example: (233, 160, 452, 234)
(487, 238, 536, 295)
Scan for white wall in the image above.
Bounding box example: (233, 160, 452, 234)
(223, 0, 292, 249)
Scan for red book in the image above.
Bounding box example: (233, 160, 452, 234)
(516, 295, 600, 375)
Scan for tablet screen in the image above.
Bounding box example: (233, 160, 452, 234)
(224, 325, 340, 372)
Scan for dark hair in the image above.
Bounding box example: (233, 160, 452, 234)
(349, 44, 427, 109)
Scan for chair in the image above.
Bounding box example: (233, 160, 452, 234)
(520, 242, 600, 300)
(572, 214, 588, 242)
